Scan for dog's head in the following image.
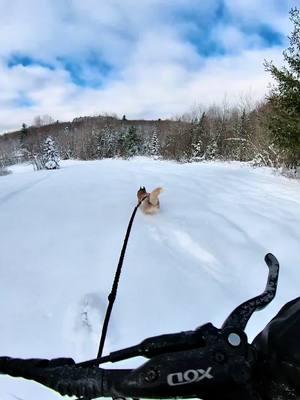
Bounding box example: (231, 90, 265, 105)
(137, 186, 147, 201)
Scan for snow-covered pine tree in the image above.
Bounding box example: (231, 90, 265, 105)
(43, 136, 60, 169)
(20, 123, 28, 145)
(191, 138, 204, 161)
(204, 138, 218, 160)
(190, 112, 207, 161)
(62, 126, 74, 160)
(123, 126, 139, 158)
(226, 109, 250, 161)
(96, 125, 119, 159)
(149, 130, 160, 158)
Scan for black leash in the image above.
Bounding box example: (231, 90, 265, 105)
(97, 196, 147, 359)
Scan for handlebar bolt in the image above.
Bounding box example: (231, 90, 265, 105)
(144, 368, 159, 383)
(214, 351, 226, 363)
(227, 333, 241, 347)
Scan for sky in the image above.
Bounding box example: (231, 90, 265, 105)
(0, 0, 297, 133)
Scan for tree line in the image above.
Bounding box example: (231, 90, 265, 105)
(0, 102, 279, 167)
(0, 8, 299, 175)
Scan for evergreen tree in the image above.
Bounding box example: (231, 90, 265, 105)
(191, 138, 204, 161)
(20, 123, 28, 142)
(96, 126, 118, 159)
(205, 138, 218, 160)
(265, 8, 300, 168)
(238, 109, 250, 161)
(43, 136, 60, 169)
(149, 131, 160, 158)
(123, 126, 139, 157)
(191, 112, 207, 161)
(96, 131, 105, 159)
(163, 134, 176, 159)
(19, 123, 28, 153)
(83, 129, 98, 160)
(62, 126, 74, 159)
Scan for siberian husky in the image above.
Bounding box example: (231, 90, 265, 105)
(137, 186, 163, 214)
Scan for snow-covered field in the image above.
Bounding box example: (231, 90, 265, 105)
(0, 158, 300, 399)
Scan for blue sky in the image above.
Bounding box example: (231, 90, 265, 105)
(0, 0, 297, 133)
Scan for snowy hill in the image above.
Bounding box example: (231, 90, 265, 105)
(0, 158, 300, 399)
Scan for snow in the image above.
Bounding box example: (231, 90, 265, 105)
(0, 158, 300, 399)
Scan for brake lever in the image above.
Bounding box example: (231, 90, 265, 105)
(78, 253, 279, 369)
(222, 253, 279, 330)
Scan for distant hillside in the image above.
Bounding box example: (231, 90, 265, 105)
(0, 104, 279, 168)
(0, 113, 200, 164)
(0, 114, 169, 150)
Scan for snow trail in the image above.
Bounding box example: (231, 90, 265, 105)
(0, 158, 300, 399)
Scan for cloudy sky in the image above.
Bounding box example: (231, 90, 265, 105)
(0, 0, 297, 133)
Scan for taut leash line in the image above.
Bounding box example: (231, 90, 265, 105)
(97, 196, 147, 359)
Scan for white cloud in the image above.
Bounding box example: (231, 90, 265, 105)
(0, 0, 297, 133)
(224, 0, 296, 34)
